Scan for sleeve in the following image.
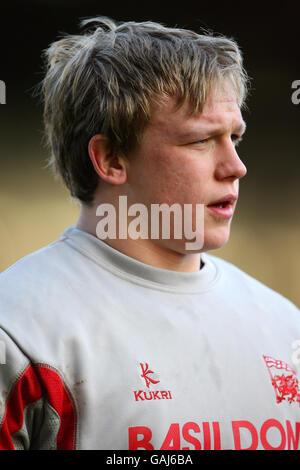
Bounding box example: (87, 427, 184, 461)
(0, 328, 77, 450)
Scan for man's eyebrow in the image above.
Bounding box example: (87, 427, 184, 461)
(179, 120, 247, 140)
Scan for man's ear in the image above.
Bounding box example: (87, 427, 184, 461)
(88, 134, 128, 185)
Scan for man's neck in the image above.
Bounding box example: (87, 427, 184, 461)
(76, 205, 202, 273)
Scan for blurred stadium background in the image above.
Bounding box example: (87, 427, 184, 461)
(0, 0, 299, 307)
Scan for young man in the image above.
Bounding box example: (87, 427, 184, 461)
(0, 17, 299, 451)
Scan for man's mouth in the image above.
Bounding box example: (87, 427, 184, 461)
(208, 201, 231, 208)
(206, 195, 237, 218)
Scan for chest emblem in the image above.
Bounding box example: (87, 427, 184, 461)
(263, 355, 300, 406)
(133, 362, 173, 402)
(140, 363, 160, 388)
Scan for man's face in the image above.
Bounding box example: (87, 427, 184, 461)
(124, 82, 247, 254)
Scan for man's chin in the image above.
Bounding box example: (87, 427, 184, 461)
(201, 229, 231, 252)
(150, 225, 231, 255)
(158, 236, 229, 256)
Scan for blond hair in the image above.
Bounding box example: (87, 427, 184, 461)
(39, 17, 249, 204)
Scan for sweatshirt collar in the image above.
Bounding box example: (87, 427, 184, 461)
(61, 226, 220, 294)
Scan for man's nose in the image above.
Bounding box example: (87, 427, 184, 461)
(214, 140, 247, 181)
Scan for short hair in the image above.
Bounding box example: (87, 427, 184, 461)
(39, 17, 250, 204)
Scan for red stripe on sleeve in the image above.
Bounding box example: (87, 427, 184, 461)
(0, 365, 42, 449)
(0, 364, 76, 450)
(35, 365, 76, 450)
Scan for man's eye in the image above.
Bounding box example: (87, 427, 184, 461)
(192, 139, 207, 145)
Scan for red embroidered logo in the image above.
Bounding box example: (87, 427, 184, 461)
(133, 363, 173, 402)
(140, 362, 160, 388)
(263, 355, 300, 406)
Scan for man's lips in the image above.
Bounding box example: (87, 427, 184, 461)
(206, 194, 238, 219)
(207, 194, 238, 206)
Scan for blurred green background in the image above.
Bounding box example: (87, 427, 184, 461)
(0, 0, 299, 307)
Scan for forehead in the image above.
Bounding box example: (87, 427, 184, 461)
(147, 84, 245, 139)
